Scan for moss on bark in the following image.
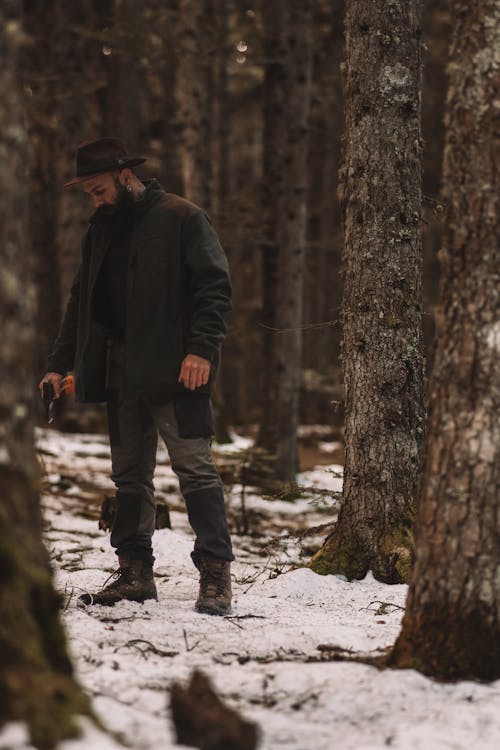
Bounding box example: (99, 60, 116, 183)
(309, 537, 369, 580)
(309, 524, 413, 584)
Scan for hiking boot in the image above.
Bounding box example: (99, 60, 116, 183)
(78, 556, 158, 607)
(195, 557, 232, 616)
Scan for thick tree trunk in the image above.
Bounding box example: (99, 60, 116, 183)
(257, 0, 313, 482)
(311, 0, 425, 581)
(0, 6, 89, 747)
(389, 0, 500, 680)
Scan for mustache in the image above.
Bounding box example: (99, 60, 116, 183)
(92, 188, 134, 220)
(93, 203, 120, 218)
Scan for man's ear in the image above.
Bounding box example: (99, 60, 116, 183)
(118, 168, 133, 187)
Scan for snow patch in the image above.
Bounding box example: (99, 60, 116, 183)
(213, 432, 253, 453)
(318, 440, 342, 453)
(299, 463, 343, 493)
(0, 724, 34, 750)
(258, 567, 347, 603)
(31, 427, 500, 750)
(60, 718, 126, 749)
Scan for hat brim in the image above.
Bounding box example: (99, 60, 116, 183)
(63, 157, 147, 188)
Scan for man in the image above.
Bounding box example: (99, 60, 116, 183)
(39, 137, 234, 615)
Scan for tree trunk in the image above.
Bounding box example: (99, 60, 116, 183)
(176, 0, 211, 205)
(208, 0, 233, 444)
(24, 0, 115, 337)
(208, 0, 229, 224)
(257, 0, 313, 482)
(160, 0, 184, 194)
(389, 0, 500, 680)
(310, 0, 425, 581)
(274, 0, 312, 480)
(23, 0, 63, 381)
(25, 1, 113, 430)
(256, 0, 288, 464)
(114, 0, 140, 148)
(305, 0, 344, 379)
(0, 6, 89, 747)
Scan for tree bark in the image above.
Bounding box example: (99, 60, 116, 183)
(23, 0, 63, 381)
(0, 6, 89, 747)
(208, 0, 233, 444)
(257, 0, 313, 482)
(24, 0, 115, 335)
(256, 0, 288, 465)
(310, 0, 425, 581)
(274, 0, 312, 480)
(114, 0, 140, 148)
(305, 0, 344, 378)
(176, 0, 211, 205)
(160, 0, 184, 194)
(389, 0, 500, 680)
(208, 0, 230, 225)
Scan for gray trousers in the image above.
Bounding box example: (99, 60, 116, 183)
(105, 347, 233, 567)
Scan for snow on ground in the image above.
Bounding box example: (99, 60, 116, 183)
(33, 428, 500, 750)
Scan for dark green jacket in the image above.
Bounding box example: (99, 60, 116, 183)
(47, 181, 232, 403)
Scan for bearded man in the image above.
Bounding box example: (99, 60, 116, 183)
(39, 137, 234, 615)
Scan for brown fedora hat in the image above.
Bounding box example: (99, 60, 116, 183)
(64, 137, 146, 187)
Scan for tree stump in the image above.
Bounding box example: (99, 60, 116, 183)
(170, 669, 259, 750)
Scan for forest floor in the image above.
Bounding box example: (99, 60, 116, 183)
(2, 426, 499, 750)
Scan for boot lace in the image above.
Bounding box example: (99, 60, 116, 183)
(101, 566, 132, 591)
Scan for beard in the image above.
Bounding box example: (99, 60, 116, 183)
(93, 179, 135, 221)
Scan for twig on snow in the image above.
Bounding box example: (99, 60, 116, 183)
(183, 629, 200, 652)
(114, 639, 178, 658)
(223, 613, 267, 631)
(363, 600, 405, 615)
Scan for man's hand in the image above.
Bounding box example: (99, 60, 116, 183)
(178, 354, 211, 391)
(38, 372, 63, 399)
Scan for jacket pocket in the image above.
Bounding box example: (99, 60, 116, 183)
(173, 393, 214, 439)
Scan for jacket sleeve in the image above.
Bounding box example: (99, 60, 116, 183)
(46, 268, 81, 375)
(182, 210, 232, 362)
